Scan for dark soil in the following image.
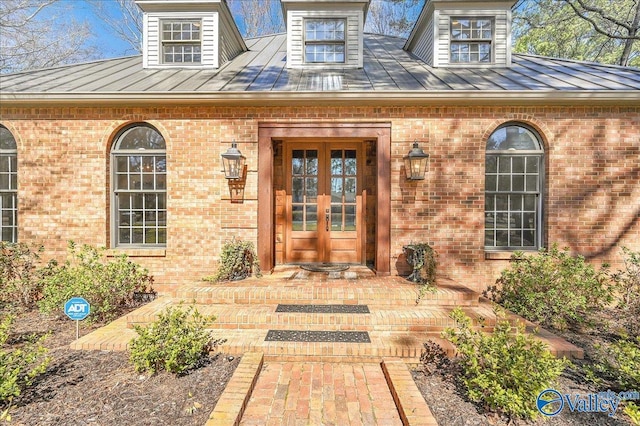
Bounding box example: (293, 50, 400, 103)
(2, 310, 239, 426)
(412, 311, 635, 426)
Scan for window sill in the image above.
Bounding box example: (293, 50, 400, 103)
(106, 248, 166, 258)
(485, 250, 539, 260)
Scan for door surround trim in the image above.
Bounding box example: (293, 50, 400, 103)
(258, 122, 391, 275)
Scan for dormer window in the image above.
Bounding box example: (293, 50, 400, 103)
(282, 0, 368, 69)
(304, 19, 346, 64)
(450, 18, 493, 63)
(404, 0, 514, 68)
(162, 20, 202, 64)
(136, 0, 246, 70)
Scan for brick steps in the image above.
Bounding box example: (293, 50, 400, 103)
(126, 300, 504, 333)
(70, 270, 583, 361)
(71, 321, 582, 363)
(175, 276, 479, 307)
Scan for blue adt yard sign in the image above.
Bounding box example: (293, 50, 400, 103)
(64, 297, 90, 321)
(65, 297, 90, 339)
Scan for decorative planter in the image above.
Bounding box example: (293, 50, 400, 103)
(402, 244, 437, 285)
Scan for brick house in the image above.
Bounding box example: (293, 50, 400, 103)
(0, 0, 638, 294)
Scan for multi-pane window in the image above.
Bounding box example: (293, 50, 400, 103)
(485, 124, 544, 250)
(0, 126, 17, 242)
(162, 20, 201, 64)
(304, 19, 345, 63)
(112, 125, 166, 247)
(450, 18, 492, 63)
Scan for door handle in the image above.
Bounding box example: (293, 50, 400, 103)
(325, 209, 330, 231)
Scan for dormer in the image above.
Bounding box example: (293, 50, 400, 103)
(135, 0, 246, 69)
(404, 0, 516, 68)
(281, 0, 370, 69)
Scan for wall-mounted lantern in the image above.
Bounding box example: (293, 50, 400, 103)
(221, 141, 246, 180)
(403, 141, 429, 180)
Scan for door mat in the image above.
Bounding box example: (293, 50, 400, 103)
(299, 263, 350, 272)
(276, 304, 370, 314)
(265, 330, 371, 343)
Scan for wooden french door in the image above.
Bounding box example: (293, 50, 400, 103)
(285, 141, 363, 264)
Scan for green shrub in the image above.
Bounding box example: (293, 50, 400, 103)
(485, 244, 612, 330)
(612, 247, 640, 337)
(0, 315, 50, 404)
(38, 242, 154, 322)
(206, 239, 260, 282)
(0, 242, 53, 310)
(129, 305, 221, 375)
(588, 336, 640, 391)
(443, 307, 569, 420)
(625, 401, 640, 425)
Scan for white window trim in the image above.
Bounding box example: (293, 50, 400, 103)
(160, 18, 203, 65)
(303, 18, 347, 65)
(449, 16, 495, 64)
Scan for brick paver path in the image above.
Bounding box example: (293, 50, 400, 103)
(240, 361, 403, 426)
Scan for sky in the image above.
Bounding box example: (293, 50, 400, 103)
(54, 0, 137, 58)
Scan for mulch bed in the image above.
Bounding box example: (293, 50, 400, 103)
(3, 310, 239, 426)
(412, 312, 635, 426)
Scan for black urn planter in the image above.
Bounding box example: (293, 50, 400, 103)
(402, 244, 437, 285)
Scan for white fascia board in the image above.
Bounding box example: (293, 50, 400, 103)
(2, 91, 639, 106)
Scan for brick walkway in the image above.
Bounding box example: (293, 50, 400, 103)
(240, 361, 402, 426)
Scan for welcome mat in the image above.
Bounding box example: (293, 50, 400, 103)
(265, 330, 371, 343)
(299, 263, 350, 273)
(276, 304, 370, 314)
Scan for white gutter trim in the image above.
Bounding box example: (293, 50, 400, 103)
(1, 90, 639, 106)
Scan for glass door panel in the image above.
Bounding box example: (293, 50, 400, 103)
(329, 149, 357, 232)
(291, 149, 319, 231)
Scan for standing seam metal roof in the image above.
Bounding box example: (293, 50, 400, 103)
(1, 33, 639, 97)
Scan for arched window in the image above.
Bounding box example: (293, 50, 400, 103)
(111, 124, 166, 247)
(485, 124, 544, 250)
(0, 126, 17, 242)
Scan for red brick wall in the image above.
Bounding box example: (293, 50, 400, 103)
(1, 105, 638, 293)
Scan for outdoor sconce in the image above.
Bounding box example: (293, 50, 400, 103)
(221, 141, 246, 180)
(403, 141, 429, 180)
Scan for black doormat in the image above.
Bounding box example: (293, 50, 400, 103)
(276, 304, 370, 314)
(265, 330, 371, 343)
(299, 263, 350, 272)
